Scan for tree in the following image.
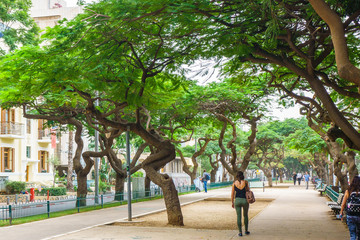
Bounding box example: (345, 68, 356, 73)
(0, 0, 39, 54)
(166, 0, 360, 152)
(309, 0, 360, 86)
(0, 0, 203, 225)
(285, 124, 334, 182)
(177, 137, 213, 184)
(195, 79, 270, 178)
(254, 118, 308, 186)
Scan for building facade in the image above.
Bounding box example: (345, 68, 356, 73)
(0, 108, 54, 185)
(0, 1, 85, 188)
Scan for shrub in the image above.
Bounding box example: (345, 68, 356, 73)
(6, 181, 26, 194)
(39, 187, 66, 196)
(99, 181, 111, 193)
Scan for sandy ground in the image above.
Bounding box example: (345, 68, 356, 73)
(110, 198, 273, 230)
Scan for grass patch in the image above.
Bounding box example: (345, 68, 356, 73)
(0, 194, 164, 227)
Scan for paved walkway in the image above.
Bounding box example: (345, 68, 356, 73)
(0, 184, 349, 240)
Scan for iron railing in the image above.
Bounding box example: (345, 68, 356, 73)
(0, 122, 24, 135)
(0, 181, 233, 225)
(38, 129, 50, 140)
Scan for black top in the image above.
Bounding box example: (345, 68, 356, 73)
(234, 184, 247, 198)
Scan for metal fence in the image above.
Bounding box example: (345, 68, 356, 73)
(0, 181, 233, 225)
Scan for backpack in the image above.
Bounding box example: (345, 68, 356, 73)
(205, 173, 210, 181)
(347, 192, 360, 216)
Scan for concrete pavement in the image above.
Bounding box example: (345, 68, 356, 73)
(0, 184, 349, 240)
(0, 189, 223, 240)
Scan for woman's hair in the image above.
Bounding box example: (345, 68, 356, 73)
(235, 171, 245, 181)
(348, 176, 360, 194)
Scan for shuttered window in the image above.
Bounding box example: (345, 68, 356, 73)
(38, 151, 49, 173)
(1, 147, 14, 172)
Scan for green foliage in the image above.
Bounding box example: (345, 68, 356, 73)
(99, 180, 111, 193)
(5, 181, 26, 194)
(0, 0, 39, 53)
(38, 187, 67, 196)
(132, 171, 144, 177)
(285, 127, 326, 154)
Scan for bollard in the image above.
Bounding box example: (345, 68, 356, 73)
(263, 182, 265, 192)
(15, 194, 18, 204)
(101, 195, 104, 208)
(6, 196, 10, 205)
(77, 198, 80, 213)
(8, 205, 12, 225)
(47, 200, 50, 218)
(30, 188, 35, 202)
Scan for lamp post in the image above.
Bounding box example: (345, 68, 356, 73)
(126, 126, 132, 221)
(94, 96, 99, 204)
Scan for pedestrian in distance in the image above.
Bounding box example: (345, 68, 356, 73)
(292, 172, 297, 186)
(296, 172, 302, 185)
(303, 172, 310, 189)
(340, 176, 360, 240)
(202, 170, 210, 193)
(231, 171, 250, 237)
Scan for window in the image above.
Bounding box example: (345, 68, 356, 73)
(38, 151, 49, 173)
(1, 108, 15, 134)
(26, 119, 31, 134)
(26, 146, 31, 158)
(1, 147, 14, 172)
(38, 119, 49, 139)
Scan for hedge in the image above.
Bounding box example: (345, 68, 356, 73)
(6, 181, 26, 194)
(38, 187, 67, 196)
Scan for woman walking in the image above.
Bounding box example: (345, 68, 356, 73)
(340, 176, 360, 240)
(231, 171, 250, 237)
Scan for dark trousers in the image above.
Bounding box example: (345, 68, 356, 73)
(235, 198, 249, 234)
(297, 178, 301, 185)
(347, 215, 360, 240)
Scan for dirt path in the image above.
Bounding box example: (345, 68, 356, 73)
(111, 198, 273, 230)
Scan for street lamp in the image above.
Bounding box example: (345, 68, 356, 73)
(126, 126, 132, 221)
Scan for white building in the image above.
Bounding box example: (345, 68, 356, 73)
(31, 0, 83, 30)
(0, 108, 55, 185)
(0, 1, 85, 189)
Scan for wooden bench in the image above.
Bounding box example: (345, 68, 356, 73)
(249, 181, 265, 192)
(324, 188, 343, 217)
(318, 184, 327, 195)
(327, 193, 343, 207)
(314, 181, 322, 190)
(329, 194, 344, 216)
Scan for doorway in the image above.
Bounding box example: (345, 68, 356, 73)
(26, 165, 29, 182)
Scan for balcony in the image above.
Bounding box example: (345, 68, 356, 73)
(0, 122, 25, 139)
(38, 129, 51, 143)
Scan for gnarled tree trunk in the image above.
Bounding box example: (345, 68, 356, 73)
(115, 173, 125, 201)
(76, 172, 88, 206)
(144, 166, 183, 226)
(277, 168, 284, 183)
(209, 154, 219, 183)
(67, 130, 74, 191)
(145, 176, 151, 197)
(178, 137, 213, 185)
